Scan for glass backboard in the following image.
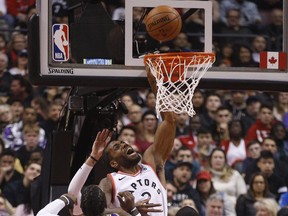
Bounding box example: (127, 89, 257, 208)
(28, 0, 287, 90)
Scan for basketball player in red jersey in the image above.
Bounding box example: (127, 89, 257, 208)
(98, 69, 176, 215)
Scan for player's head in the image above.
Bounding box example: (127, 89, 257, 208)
(81, 185, 107, 216)
(103, 140, 141, 171)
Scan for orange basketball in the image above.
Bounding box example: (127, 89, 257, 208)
(145, 5, 182, 42)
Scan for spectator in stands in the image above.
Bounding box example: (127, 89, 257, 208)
(254, 198, 280, 216)
(172, 32, 192, 51)
(242, 140, 261, 175)
(0, 53, 12, 101)
(195, 128, 216, 169)
(144, 90, 156, 113)
(3, 161, 41, 207)
(220, 0, 262, 26)
(41, 102, 62, 138)
(0, 150, 23, 191)
(0, 104, 13, 133)
(6, 0, 35, 28)
(175, 113, 189, 137)
(251, 35, 267, 63)
(192, 89, 206, 115)
(135, 110, 158, 153)
(270, 122, 288, 161)
(0, 193, 15, 215)
(232, 43, 258, 67)
(7, 33, 27, 68)
(217, 42, 234, 67)
(6, 75, 34, 107)
(211, 106, 232, 144)
(236, 172, 275, 216)
(119, 94, 134, 125)
(16, 124, 43, 168)
(127, 104, 142, 133)
(206, 193, 224, 216)
(218, 8, 253, 46)
(174, 146, 200, 180)
(3, 106, 46, 151)
(165, 138, 182, 181)
(273, 92, 288, 122)
(9, 99, 24, 123)
(256, 150, 287, 200)
(209, 148, 247, 205)
(167, 181, 177, 208)
(196, 170, 236, 216)
(259, 8, 283, 51)
(171, 161, 202, 213)
(200, 93, 222, 130)
(221, 119, 247, 170)
(8, 49, 28, 76)
(117, 125, 139, 152)
(31, 96, 49, 125)
(225, 90, 247, 120)
(241, 96, 261, 135)
(178, 114, 201, 150)
(0, 33, 7, 54)
(245, 104, 275, 143)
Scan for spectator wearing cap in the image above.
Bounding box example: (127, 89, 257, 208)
(240, 96, 261, 135)
(8, 49, 28, 76)
(171, 161, 202, 213)
(196, 170, 236, 216)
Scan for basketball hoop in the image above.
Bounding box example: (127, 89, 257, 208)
(144, 52, 215, 117)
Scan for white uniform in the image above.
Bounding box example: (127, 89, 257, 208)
(108, 163, 167, 216)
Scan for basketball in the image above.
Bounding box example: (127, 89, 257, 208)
(63, 40, 68, 46)
(145, 5, 182, 42)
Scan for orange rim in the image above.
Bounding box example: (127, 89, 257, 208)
(144, 52, 216, 65)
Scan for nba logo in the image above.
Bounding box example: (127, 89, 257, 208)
(52, 24, 69, 62)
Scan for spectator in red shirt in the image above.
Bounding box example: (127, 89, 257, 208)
(245, 104, 276, 143)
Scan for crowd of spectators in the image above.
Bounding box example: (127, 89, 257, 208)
(0, 0, 286, 215)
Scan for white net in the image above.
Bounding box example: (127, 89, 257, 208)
(145, 52, 215, 117)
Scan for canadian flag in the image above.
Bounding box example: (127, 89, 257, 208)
(260, 52, 287, 70)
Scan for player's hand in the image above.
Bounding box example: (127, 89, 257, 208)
(91, 129, 112, 160)
(117, 191, 135, 213)
(135, 197, 162, 214)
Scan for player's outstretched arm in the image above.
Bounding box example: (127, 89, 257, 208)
(68, 129, 112, 215)
(143, 68, 176, 185)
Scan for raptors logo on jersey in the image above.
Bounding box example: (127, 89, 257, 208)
(108, 163, 167, 215)
(52, 24, 69, 62)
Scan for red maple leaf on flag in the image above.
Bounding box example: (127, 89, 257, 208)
(268, 56, 277, 64)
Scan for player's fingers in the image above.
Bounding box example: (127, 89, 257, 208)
(141, 209, 163, 213)
(117, 195, 125, 205)
(140, 203, 162, 208)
